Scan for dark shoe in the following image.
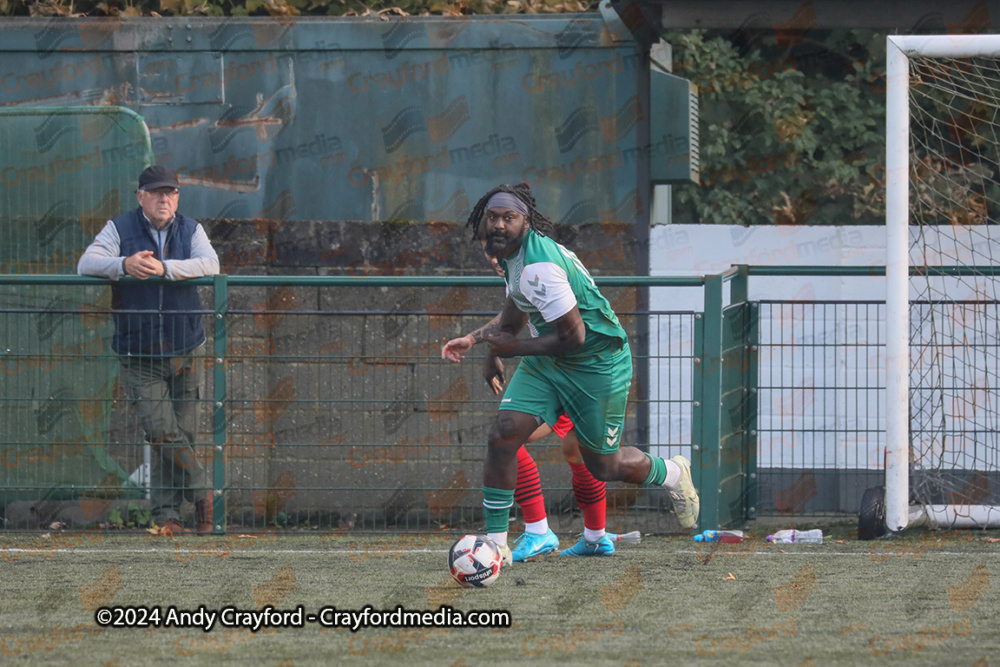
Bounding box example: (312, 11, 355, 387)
(195, 497, 214, 536)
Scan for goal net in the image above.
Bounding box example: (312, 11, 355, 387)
(886, 35, 1000, 531)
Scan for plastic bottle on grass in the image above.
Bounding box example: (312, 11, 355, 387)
(693, 530, 744, 543)
(611, 531, 642, 544)
(766, 529, 823, 544)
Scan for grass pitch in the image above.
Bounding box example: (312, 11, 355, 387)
(0, 522, 998, 666)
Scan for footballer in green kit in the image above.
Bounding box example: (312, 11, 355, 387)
(442, 183, 700, 560)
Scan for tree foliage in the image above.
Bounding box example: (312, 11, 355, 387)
(5, 0, 597, 18)
(667, 28, 889, 225)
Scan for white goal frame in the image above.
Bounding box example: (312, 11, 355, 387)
(886, 34, 1000, 532)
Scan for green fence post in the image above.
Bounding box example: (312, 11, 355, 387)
(730, 264, 749, 304)
(718, 266, 757, 528)
(692, 309, 705, 528)
(695, 273, 724, 531)
(726, 268, 757, 524)
(746, 301, 759, 524)
(212, 274, 228, 535)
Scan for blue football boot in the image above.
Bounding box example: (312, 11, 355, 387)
(510, 528, 560, 562)
(560, 533, 616, 557)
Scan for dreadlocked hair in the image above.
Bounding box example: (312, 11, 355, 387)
(466, 183, 555, 240)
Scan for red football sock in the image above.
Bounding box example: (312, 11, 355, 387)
(570, 463, 606, 531)
(514, 446, 546, 524)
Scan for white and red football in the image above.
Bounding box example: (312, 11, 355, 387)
(448, 534, 503, 588)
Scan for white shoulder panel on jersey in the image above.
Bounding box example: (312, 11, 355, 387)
(519, 261, 577, 322)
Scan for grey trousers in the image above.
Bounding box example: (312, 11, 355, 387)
(118, 345, 210, 522)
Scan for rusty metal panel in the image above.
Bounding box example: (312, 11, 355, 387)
(138, 52, 224, 104)
(0, 16, 648, 227)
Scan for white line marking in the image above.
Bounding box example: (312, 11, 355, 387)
(0, 548, 451, 555)
(677, 550, 998, 556)
(3, 547, 996, 557)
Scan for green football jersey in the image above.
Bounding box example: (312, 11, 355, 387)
(499, 228, 627, 353)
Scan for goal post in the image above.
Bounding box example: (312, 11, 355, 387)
(885, 34, 1000, 534)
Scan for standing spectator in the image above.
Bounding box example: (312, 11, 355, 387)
(78, 165, 219, 534)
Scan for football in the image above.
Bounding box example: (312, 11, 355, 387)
(448, 534, 504, 588)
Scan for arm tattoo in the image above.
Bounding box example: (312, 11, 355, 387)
(470, 313, 502, 343)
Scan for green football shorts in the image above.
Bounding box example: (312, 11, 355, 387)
(499, 339, 632, 454)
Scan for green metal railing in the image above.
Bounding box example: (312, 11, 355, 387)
(729, 264, 1000, 518)
(15, 265, 984, 532)
(23, 266, 995, 531)
(1, 274, 728, 533)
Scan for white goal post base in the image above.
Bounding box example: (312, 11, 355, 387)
(907, 505, 1000, 530)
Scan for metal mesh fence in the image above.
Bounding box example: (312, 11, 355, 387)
(755, 296, 1000, 517)
(0, 277, 699, 534)
(21, 273, 1000, 530)
(14, 274, 1000, 531)
(755, 300, 886, 516)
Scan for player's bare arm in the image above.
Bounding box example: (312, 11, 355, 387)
(485, 305, 585, 359)
(441, 312, 501, 362)
(441, 298, 527, 362)
(483, 348, 505, 395)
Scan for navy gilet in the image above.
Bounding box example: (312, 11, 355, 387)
(111, 207, 206, 357)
